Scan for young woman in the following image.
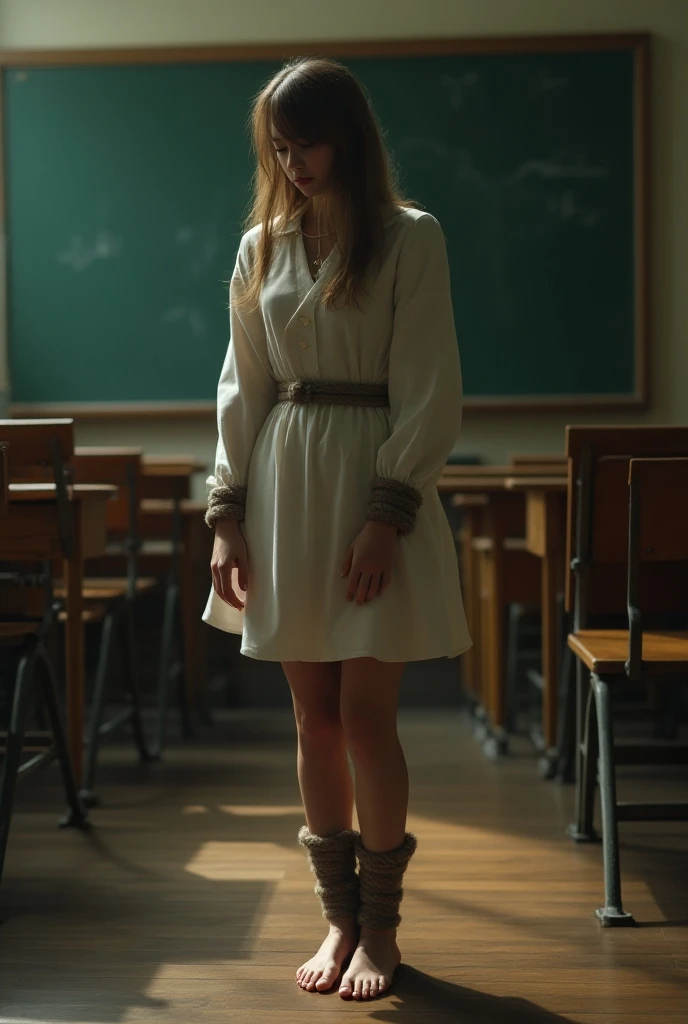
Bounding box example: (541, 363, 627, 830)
(203, 55, 470, 1001)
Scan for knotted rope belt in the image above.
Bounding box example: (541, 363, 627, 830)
(276, 378, 390, 407)
(205, 378, 423, 535)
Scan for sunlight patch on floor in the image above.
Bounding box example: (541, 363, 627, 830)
(185, 841, 301, 881)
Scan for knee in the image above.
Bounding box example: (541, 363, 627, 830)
(341, 712, 396, 763)
(293, 705, 343, 746)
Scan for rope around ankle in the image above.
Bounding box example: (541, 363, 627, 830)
(297, 825, 360, 921)
(355, 831, 418, 930)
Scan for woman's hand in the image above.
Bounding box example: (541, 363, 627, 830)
(211, 519, 249, 611)
(341, 520, 399, 604)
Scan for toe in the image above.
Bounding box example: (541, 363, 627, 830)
(339, 976, 353, 998)
(370, 980, 379, 997)
(362, 981, 371, 999)
(315, 966, 336, 990)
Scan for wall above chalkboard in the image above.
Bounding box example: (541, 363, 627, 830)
(1, 34, 649, 416)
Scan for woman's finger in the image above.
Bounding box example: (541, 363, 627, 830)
(211, 563, 223, 601)
(221, 563, 243, 610)
(237, 558, 249, 593)
(346, 566, 360, 602)
(355, 573, 372, 605)
(367, 572, 382, 601)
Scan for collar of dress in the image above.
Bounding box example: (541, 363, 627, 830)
(274, 201, 403, 235)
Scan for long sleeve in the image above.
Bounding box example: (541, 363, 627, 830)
(364, 213, 463, 535)
(205, 232, 277, 528)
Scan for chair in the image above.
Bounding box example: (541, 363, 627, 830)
(135, 458, 197, 748)
(0, 426, 88, 889)
(65, 449, 157, 804)
(564, 425, 688, 924)
(82, 450, 197, 753)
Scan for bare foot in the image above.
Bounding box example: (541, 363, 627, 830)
(339, 925, 401, 999)
(296, 917, 359, 992)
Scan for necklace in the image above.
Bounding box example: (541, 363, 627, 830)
(300, 209, 333, 277)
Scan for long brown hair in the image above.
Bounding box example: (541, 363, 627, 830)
(233, 55, 420, 314)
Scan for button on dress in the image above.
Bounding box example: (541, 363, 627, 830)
(202, 202, 472, 662)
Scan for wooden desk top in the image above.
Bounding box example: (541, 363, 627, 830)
(450, 494, 490, 508)
(441, 463, 566, 477)
(142, 455, 207, 475)
(9, 483, 118, 502)
(504, 476, 568, 493)
(440, 476, 515, 498)
(141, 498, 206, 515)
(73, 447, 206, 476)
(74, 446, 142, 457)
(508, 453, 566, 465)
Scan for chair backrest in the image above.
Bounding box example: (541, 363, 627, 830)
(73, 447, 143, 537)
(0, 419, 75, 559)
(629, 457, 688, 564)
(626, 457, 688, 676)
(0, 419, 74, 483)
(565, 426, 688, 625)
(0, 442, 8, 515)
(0, 431, 70, 624)
(72, 448, 146, 599)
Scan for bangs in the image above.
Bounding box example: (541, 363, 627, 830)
(269, 81, 332, 146)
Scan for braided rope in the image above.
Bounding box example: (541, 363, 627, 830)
(277, 379, 389, 407)
(364, 476, 423, 536)
(204, 484, 247, 528)
(354, 831, 418, 930)
(297, 825, 361, 921)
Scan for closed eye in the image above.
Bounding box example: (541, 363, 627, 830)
(275, 142, 313, 153)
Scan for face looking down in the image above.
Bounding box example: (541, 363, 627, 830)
(270, 125, 336, 197)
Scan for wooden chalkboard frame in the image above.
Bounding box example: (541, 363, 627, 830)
(0, 32, 650, 417)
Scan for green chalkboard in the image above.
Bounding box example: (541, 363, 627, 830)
(2, 36, 648, 413)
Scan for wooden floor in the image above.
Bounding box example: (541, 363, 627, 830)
(1, 707, 687, 1023)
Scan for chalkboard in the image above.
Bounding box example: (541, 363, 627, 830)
(1, 35, 648, 414)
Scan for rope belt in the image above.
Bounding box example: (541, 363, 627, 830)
(277, 379, 389, 407)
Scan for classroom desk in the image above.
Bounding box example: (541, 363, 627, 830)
(509, 454, 567, 468)
(504, 476, 568, 759)
(440, 468, 563, 755)
(451, 494, 489, 709)
(142, 455, 207, 471)
(8, 482, 117, 789)
(140, 460, 208, 717)
(440, 463, 568, 478)
(140, 455, 207, 501)
(138, 498, 211, 718)
(442, 474, 530, 749)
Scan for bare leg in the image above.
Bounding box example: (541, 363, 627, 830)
(338, 657, 407, 1000)
(282, 659, 358, 992)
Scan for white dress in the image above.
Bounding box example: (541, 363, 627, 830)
(202, 201, 471, 663)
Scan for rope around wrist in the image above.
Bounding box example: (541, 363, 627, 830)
(205, 484, 247, 528)
(363, 477, 423, 536)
